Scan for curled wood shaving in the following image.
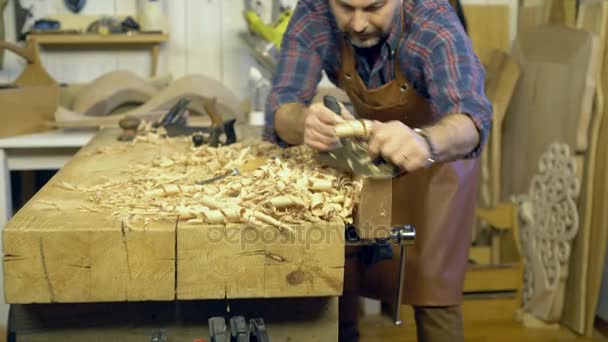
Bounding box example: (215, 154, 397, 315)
(61, 132, 362, 232)
(36, 200, 60, 211)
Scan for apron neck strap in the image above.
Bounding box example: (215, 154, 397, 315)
(393, 2, 408, 86)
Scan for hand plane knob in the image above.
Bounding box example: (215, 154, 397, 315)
(192, 133, 205, 147)
(323, 95, 342, 116)
(118, 116, 142, 141)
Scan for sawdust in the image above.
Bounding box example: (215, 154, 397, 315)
(56, 131, 362, 233)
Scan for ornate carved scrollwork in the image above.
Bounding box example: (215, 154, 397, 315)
(513, 142, 580, 321)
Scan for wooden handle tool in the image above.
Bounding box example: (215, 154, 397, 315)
(323, 95, 372, 138)
(334, 119, 373, 138)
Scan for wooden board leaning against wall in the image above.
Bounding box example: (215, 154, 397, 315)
(461, 4, 520, 269)
(561, 0, 608, 336)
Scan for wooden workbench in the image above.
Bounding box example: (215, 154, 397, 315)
(2, 128, 345, 304)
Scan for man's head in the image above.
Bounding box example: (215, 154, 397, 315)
(330, 0, 401, 48)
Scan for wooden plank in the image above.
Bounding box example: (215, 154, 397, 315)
(562, 1, 608, 336)
(464, 265, 522, 293)
(54, 74, 243, 129)
(0, 38, 60, 139)
(353, 178, 392, 240)
(8, 297, 338, 341)
(518, 0, 546, 33)
(501, 25, 600, 199)
(545, 0, 577, 26)
(462, 4, 511, 62)
(469, 246, 491, 265)
(477, 50, 520, 210)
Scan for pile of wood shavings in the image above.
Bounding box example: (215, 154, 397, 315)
(59, 132, 362, 233)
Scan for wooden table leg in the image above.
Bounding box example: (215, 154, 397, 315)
(0, 148, 12, 329)
(0, 149, 12, 227)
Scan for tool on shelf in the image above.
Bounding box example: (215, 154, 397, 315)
(118, 97, 237, 147)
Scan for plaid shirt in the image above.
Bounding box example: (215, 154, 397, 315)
(263, 0, 492, 158)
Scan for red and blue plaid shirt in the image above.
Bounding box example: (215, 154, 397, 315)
(263, 0, 492, 158)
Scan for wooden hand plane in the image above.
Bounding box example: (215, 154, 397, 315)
(314, 96, 401, 179)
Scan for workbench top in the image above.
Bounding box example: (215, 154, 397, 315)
(3, 128, 348, 304)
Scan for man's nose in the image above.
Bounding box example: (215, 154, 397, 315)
(351, 10, 368, 33)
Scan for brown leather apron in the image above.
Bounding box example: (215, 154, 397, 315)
(338, 9, 480, 306)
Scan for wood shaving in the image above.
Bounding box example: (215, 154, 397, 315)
(56, 132, 362, 232)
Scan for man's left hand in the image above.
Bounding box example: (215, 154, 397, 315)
(368, 121, 432, 173)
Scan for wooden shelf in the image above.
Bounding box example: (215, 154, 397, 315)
(28, 33, 169, 45)
(27, 33, 169, 76)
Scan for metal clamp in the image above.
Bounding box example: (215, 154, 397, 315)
(208, 315, 269, 342)
(249, 317, 269, 342)
(209, 316, 227, 342)
(345, 225, 416, 325)
(230, 316, 250, 342)
(149, 328, 167, 342)
(345, 225, 415, 247)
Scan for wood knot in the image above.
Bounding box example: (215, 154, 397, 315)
(286, 270, 307, 285)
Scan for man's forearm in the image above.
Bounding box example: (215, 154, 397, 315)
(423, 114, 481, 162)
(274, 102, 307, 145)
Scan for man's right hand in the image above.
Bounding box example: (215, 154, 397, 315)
(303, 101, 355, 151)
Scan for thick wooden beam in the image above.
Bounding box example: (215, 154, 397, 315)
(3, 129, 345, 304)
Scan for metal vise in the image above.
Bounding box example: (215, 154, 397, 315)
(346, 177, 416, 326)
(345, 224, 415, 326)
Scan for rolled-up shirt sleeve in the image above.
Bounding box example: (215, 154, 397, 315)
(263, 4, 324, 146)
(422, 10, 493, 158)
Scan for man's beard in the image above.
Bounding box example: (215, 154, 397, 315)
(346, 29, 384, 48)
(350, 35, 381, 48)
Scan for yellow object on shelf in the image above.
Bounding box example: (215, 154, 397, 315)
(243, 9, 292, 51)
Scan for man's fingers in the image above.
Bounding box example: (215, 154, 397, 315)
(380, 140, 402, 165)
(305, 112, 339, 137)
(368, 137, 381, 158)
(305, 128, 339, 148)
(338, 102, 356, 120)
(317, 107, 345, 125)
(370, 121, 389, 143)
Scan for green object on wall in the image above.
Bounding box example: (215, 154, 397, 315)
(243, 9, 292, 51)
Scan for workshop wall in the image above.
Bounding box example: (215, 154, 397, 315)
(0, 0, 259, 100)
(0, 0, 515, 102)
